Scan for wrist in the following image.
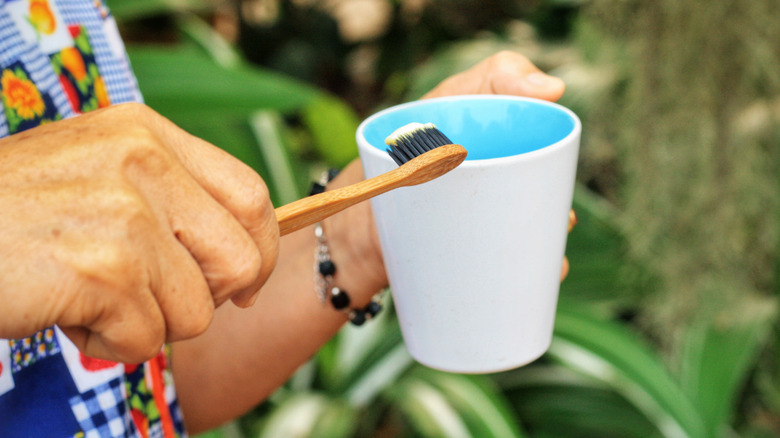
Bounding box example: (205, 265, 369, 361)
(320, 204, 387, 308)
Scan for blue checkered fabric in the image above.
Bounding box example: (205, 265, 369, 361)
(69, 378, 136, 438)
(0, 5, 27, 68)
(0, 6, 25, 136)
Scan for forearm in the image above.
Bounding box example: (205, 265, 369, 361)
(170, 50, 566, 433)
(171, 164, 386, 433)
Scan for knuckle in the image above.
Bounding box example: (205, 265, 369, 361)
(112, 101, 157, 121)
(163, 283, 215, 340)
(487, 50, 530, 75)
(256, 225, 279, 278)
(224, 243, 263, 291)
(103, 182, 156, 228)
(71, 185, 155, 278)
(180, 301, 214, 338)
(236, 174, 272, 218)
(133, 335, 165, 363)
(103, 305, 165, 363)
(492, 50, 522, 65)
(118, 131, 177, 178)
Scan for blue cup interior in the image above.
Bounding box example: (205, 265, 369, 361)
(361, 96, 577, 161)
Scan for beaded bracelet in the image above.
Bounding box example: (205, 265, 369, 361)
(311, 170, 383, 326)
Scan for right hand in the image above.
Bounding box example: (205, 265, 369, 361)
(0, 103, 279, 363)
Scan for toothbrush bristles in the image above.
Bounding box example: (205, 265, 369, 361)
(384, 123, 455, 166)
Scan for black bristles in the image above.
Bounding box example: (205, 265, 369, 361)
(384, 123, 454, 166)
(386, 149, 404, 166)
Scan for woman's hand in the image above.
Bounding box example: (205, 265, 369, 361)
(171, 51, 572, 431)
(422, 50, 565, 101)
(331, 51, 571, 292)
(0, 103, 279, 363)
(425, 50, 573, 280)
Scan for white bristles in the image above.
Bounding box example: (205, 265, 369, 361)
(383, 122, 453, 166)
(385, 122, 436, 146)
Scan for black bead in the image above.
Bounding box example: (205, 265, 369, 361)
(327, 168, 341, 182)
(366, 301, 383, 317)
(330, 287, 350, 309)
(318, 260, 336, 276)
(350, 310, 367, 326)
(309, 182, 326, 196)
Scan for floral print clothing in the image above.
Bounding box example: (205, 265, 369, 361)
(0, 1, 186, 437)
(0, 0, 140, 135)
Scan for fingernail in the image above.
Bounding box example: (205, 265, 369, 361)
(525, 72, 557, 88)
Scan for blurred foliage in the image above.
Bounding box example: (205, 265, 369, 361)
(108, 0, 780, 436)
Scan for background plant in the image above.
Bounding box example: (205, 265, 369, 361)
(109, 0, 780, 436)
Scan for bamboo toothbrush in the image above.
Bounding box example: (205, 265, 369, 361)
(275, 123, 466, 235)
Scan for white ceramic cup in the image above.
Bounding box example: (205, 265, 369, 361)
(356, 95, 581, 373)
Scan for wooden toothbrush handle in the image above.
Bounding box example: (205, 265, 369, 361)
(274, 143, 467, 236)
(275, 166, 410, 235)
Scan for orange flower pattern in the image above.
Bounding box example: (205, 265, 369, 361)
(49, 25, 111, 114)
(28, 0, 58, 35)
(0, 26, 114, 132)
(0, 63, 60, 132)
(1, 69, 45, 119)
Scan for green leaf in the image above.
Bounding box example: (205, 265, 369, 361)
(413, 367, 526, 438)
(551, 305, 707, 438)
(164, 111, 265, 169)
(310, 399, 359, 438)
(107, 0, 212, 21)
(194, 422, 245, 438)
(386, 375, 473, 438)
(679, 304, 776, 436)
(126, 43, 327, 205)
(319, 300, 414, 405)
(559, 184, 631, 305)
(175, 13, 242, 69)
(249, 111, 301, 204)
(498, 365, 663, 438)
(343, 343, 413, 407)
(257, 392, 357, 438)
(126, 44, 322, 121)
(301, 95, 361, 168)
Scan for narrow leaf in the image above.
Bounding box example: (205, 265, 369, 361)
(414, 367, 526, 438)
(551, 306, 707, 438)
(258, 393, 356, 438)
(109, 0, 212, 21)
(386, 376, 472, 438)
(301, 95, 361, 168)
(679, 303, 776, 436)
(499, 365, 663, 438)
(127, 45, 322, 120)
(250, 111, 301, 204)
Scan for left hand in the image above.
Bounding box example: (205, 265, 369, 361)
(172, 51, 572, 432)
(422, 50, 565, 101)
(329, 50, 572, 299)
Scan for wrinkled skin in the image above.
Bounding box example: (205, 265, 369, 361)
(0, 103, 279, 363)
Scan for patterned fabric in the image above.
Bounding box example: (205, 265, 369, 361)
(0, 0, 187, 436)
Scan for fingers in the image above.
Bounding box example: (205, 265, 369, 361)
(0, 103, 279, 363)
(152, 226, 216, 342)
(136, 106, 279, 307)
(560, 257, 570, 282)
(49, 182, 214, 360)
(561, 209, 577, 282)
(423, 51, 565, 102)
(123, 141, 264, 307)
(569, 209, 577, 232)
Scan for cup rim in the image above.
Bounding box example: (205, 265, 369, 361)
(356, 94, 581, 167)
